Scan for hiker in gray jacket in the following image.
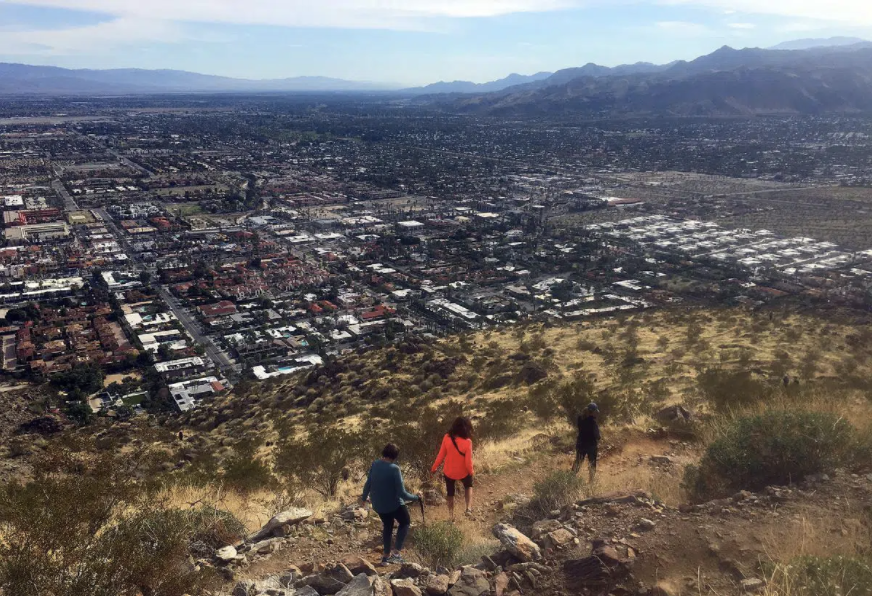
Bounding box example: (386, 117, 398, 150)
(360, 443, 421, 566)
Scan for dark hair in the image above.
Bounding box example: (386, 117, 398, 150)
(448, 417, 473, 440)
(382, 443, 400, 460)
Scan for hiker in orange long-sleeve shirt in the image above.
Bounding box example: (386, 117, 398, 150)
(430, 417, 475, 521)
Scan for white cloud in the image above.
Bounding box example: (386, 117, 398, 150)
(0, 0, 583, 30)
(659, 0, 872, 25)
(727, 22, 756, 29)
(0, 17, 184, 55)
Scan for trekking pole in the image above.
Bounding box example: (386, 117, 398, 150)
(418, 498, 426, 527)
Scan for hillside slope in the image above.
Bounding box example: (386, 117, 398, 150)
(455, 46, 872, 116)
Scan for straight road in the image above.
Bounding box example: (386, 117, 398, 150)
(156, 285, 237, 375)
(52, 179, 79, 211)
(94, 208, 238, 377)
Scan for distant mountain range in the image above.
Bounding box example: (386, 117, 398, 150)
(452, 42, 872, 117)
(2, 36, 872, 118)
(0, 63, 394, 95)
(769, 37, 871, 51)
(404, 72, 553, 95)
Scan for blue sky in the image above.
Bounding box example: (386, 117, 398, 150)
(0, 0, 871, 86)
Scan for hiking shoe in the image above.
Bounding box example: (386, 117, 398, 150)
(378, 557, 390, 567)
(387, 554, 406, 565)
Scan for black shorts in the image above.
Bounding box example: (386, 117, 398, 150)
(576, 446, 598, 468)
(444, 474, 474, 497)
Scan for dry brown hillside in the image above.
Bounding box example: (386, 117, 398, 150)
(2, 305, 871, 596)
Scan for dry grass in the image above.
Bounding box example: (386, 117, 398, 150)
(586, 465, 684, 507)
(159, 484, 274, 533)
(475, 427, 543, 475)
(761, 511, 871, 565)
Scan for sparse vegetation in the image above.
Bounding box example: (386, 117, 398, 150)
(0, 446, 209, 596)
(413, 521, 465, 568)
(528, 470, 583, 518)
(684, 410, 870, 501)
(763, 556, 872, 596)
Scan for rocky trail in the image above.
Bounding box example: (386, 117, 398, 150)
(207, 449, 872, 596)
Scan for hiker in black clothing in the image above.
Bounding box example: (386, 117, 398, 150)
(572, 402, 601, 483)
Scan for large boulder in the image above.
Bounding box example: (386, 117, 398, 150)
(336, 573, 382, 596)
(493, 524, 541, 562)
(425, 574, 450, 596)
(391, 578, 424, 596)
(298, 574, 347, 595)
(447, 568, 490, 596)
(325, 563, 355, 584)
(249, 508, 313, 542)
(340, 555, 379, 577)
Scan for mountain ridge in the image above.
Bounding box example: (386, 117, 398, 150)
(452, 44, 872, 117)
(0, 63, 396, 94)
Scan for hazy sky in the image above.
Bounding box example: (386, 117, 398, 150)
(1, 0, 871, 85)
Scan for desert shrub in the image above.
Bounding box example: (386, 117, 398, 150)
(553, 373, 597, 425)
(222, 440, 275, 493)
(186, 506, 248, 558)
(0, 448, 207, 596)
(763, 556, 872, 596)
(697, 368, 773, 412)
(413, 521, 464, 568)
(684, 410, 867, 501)
(526, 379, 560, 420)
(381, 401, 464, 480)
(275, 427, 369, 497)
(455, 540, 502, 567)
(516, 361, 549, 385)
(528, 471, 582, 518)
(476, 399, 526, 444)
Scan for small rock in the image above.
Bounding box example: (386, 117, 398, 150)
(341, 556, 379, 577)
(232, 580, 256, 596)
(295, 588, 320, 596)
(448, 567, 490, 596)
(250, 508, 314, 542)
(251, 538, 282, 555)
(741, 578, 766, 593)
(652, 580, 678, 596)
(649, 455, 674, 465)
(425, 575, 450, 596)
(298, 574, 347, 595)
(336, 574, 378, 596)
(325, 563, 355, 584)
(493, 572, 510, 596)
(636, 518, 656, 532)
(493, 523, 541, 562)
(544, 528, 575, 550)
(391, 579, 424, 596)
(395, 562, 425, 579)
(531, 519, 563, 540)
(216, 545, 238, 563)
(866, 473, 872, 482)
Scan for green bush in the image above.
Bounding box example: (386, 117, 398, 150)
(0, 448, 207, 596)
(275, 427, 368, 497)
(222, 440, 275, 493)
(476, 398, 525, 444)
(413, 521, 464, 568)
(378, 401, 464, 480)
(186, 506, 248, 557)
(684, 410, 867, 501)
(696, 368, 773, 413)
(765, 556, 872, 596)
(528, 470, 583, 518)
